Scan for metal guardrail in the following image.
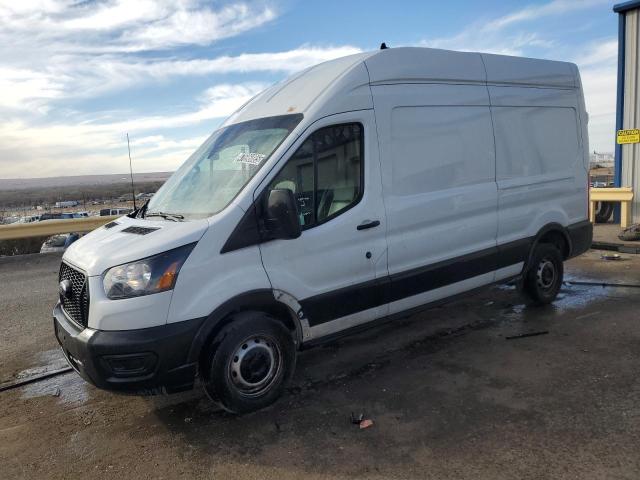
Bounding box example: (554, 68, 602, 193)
(0, 216, 118, 241)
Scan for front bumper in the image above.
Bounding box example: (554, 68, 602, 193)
(53, 302, 205, 394)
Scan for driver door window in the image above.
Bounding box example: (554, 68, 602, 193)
(268, 123, 363, 229)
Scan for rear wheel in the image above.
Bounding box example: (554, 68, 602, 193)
(522, 243, 564, 305)
(202, 311, 296, 414)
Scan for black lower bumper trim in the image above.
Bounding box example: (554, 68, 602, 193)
(568, 220, 593, 258)
(53, 303, 205, 394)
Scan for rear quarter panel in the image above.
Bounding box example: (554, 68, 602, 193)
(491, 85, 588, 245)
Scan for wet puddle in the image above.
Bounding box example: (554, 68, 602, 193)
(10, 348, 91, 406)
(21, 371, 90, 406)
(492, 278, 639, 339)
(13, 349, 68, 380)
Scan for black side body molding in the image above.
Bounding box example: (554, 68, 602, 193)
(299, 221, 590, 327)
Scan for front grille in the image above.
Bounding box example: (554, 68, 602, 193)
(59, 262, 89, 327)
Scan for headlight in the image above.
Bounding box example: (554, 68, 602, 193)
(103, 243, 196, 299)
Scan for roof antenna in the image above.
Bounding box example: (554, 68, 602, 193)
(126, 133, 137, 211)
(380, 42, 389, 50)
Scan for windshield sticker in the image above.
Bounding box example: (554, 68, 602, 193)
(235, 152, 266, 166)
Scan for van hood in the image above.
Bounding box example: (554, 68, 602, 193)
(62, 215, 209, 276)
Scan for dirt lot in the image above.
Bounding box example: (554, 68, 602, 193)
(1, 251, 639, 479)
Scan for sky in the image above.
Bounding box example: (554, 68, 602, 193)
(0, 0, 620, 179)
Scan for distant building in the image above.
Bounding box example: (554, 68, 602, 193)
(54, 200, 79, 208)
(589, 151, 614, 168)
(614, 1, 640, 221)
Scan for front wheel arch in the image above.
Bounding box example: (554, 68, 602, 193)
(201, 310, 297, 413)
(186, 290, 301, 378)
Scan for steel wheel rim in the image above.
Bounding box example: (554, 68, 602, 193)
(536, 258, 556, 291)
(228, 335, 282, 397)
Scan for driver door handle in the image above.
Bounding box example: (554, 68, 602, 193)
(357, 220, 380, 231)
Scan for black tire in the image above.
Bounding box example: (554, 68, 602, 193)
(522, 243, 564, 305)
(595, 201, 614, 223)
(202, 311, 296, 414)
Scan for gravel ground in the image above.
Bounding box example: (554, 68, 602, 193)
(0, 250, 639, 479)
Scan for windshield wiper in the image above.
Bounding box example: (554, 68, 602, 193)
(133, 199, 150, 219)
(145, 211, 185, 222)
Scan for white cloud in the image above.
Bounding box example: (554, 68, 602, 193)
(0, 66, 66, 111)
(573, 40, 618, 153)
(0, 1, 285, 112)
(0, 0, 366, 178)
(0, 41, 360, 177)
(423, 31, 553, 57)
(142, 45, 363, 76)
(120, 3, 277, 52)
(485, 0, 610, 30)
(0, 1, 277, 53)
(574, 39, 618, 68)
(0, 45, 362, 114)
(0, 81, 267, 177)
(421, 0, 609, 55)
(0, 0, 619, 179)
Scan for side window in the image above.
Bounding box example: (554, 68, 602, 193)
(269, 135, 315, 226)
(268, 123, 363, 228)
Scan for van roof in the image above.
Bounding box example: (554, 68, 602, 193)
(226, 47, 578, 124)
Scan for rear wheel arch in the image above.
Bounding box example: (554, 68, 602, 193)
(528, 223, 572, 264)
(522, 242, 564, 304)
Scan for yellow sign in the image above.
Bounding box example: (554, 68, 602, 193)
(617, 129, 640, 144)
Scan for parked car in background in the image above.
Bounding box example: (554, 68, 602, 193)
(40, 211, 90, 221)
(41, 233, 81, 253)
(99, 208, 132, 216)
(40, 213, 63, 221)
(17, 215, 41, 223)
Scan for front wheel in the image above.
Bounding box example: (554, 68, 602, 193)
(522, 243, 564, 305)
(202, 311, 296, 414)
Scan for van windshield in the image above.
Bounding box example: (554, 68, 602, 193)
(145, 114, 303, 220)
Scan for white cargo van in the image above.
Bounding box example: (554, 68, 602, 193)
(53, 47, 592, 413)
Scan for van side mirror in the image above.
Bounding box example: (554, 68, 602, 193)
(264, 189, 302, 240)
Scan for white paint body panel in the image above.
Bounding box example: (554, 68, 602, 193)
(63, 215, 208, 277)
(365, 47, 486, 85)
(257, 110, 389, 324)
(370, 83, 498, 279)
(62, 46, 588, 339)
(490, 85, 588, 246)
(166, 205, 272, 324)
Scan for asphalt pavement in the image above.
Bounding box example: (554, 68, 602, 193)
(1, 250, 639, 479)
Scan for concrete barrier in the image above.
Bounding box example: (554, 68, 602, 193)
(0, 216, 119, 241)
